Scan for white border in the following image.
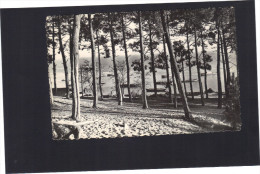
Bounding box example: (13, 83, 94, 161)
(0, 0, 259, 174)
(0, 0, 244, 9)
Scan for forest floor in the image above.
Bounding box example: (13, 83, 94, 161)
(51, 95, 241, 140)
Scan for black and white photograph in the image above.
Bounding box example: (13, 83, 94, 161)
(47, 7, 241, 140)
(1, 0, 259, 173)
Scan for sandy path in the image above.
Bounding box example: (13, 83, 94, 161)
(51, 96, 238, 140)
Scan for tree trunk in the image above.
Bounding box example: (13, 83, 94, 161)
(69, 19, 74, 115)
(222, 30, 231, 99)
(57, 16, 70, 99)
(172, 62, 178, 108)
(138, 11, 148, 109)
(194, 28, 205, 106)
(52, 18, 57, 95)
(121, 14, 132, 102)
(149, 16, 157, 97)
(48, 64, 53, 105)
(71, 15, 82, 121)
(163, 35, 173, 103)
(186, 32, 194, 100)
(108, 12, 123, 106)
(217, 21, 222, 108)
(220, 32, 227, 96)
(160, 10, 192, 119)
(96, 30, 103, 101)
(121, 86, 124, 100)
(80, 66, 84, 97)
(166, 14, 177, 108)
(200, 30, 208, 99)
(181, 58, 187, 97)
(88, 14, 98, 108)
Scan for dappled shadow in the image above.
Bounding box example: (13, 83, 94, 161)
(187, 117, 234, 132)
(51, 95, 236, 138)
(80, 109, 184, 120)
(53, 96, 227, 122)
(53, 100, 71, 106)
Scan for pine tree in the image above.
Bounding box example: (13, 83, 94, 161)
(216, 8, 222, 108)
(220, 32, 227, 95)
(147, 13, 158, 97)
(120, 13, 133, 102)
(161, 10, 192, 119)
(138, 11, 149, 109)
(166, 12, 178, 108)
(57, 15, 70, 99)
(71, 14, 82, 121)
(88, 14, 98, 108)
(162, 35, 173, 103)
(172, 40, 188, 98)
(51, 17, 57, 95)
(108, 12, 123, 105)
(194, 27, 205, 106)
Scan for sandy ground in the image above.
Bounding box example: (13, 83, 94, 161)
(51, 96, 240, 140)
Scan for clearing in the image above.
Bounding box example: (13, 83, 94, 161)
(51, 96, 241, 140)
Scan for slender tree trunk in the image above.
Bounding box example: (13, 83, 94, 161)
(235, 47, 239, 85)
(194, 28, 205, 106)
(80, 66, 84, 97)
(48, 64, 53, 105)
(88, 14, 98, 108)
(217, 20, 222, 108)
(166, 14, 177, 108)
(121, 85, 124, 96)
(222, 30, 231, 99)
(163, 35, 173, 103)
(186, 32, 194, 100)
(161, 10, 192, 119)
(138, 11, 148, 109)
(171, 61, 178, 108)
(220, 32, 227, 96)
(108, 13, 123, 106)
(69, 19, 75, 115)
(121, 86, 124, 100)
(200, 30, 208, 99)
(96, 30, 103, 101)
(52, 18, 57, 95)
(57, 16, 69, 99)
(149, 16, 157, 97)
(121, 14, 132, 102)
(181, 58, 187, 97)
(71, 14, 82, 121)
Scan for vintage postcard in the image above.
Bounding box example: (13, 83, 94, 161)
(1, 0, 259, 173)
(47, 7, 241, 140)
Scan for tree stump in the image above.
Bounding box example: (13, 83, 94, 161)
(52, 120, 95, 140)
